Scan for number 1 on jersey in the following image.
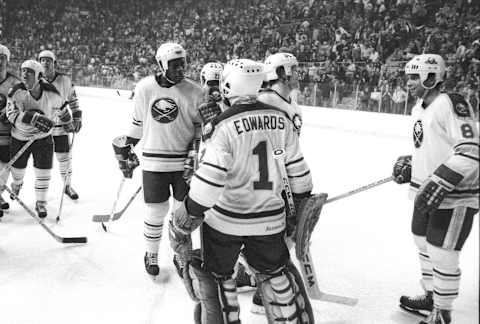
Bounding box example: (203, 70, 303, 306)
(253, 141, 273, 190)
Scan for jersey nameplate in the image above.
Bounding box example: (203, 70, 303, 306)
(151, 97, 179, 123)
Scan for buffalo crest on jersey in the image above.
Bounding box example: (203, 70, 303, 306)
(413, 120, 423, 148)
(151, 97, 179, 123)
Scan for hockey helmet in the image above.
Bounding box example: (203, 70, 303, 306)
(200, 62, 223, 87)
(220, 59, 264, 100)
(155, 42, 186, 74)
(404, 54, 446, 89)
(0, 44, 11, 62)
(264, 52, 298, 81)
(38, 50, 56, 62)
(21, 60, 44, 81)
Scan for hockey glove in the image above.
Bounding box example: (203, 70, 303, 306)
(112, 135, 139, 178)
(169, 219, 193, 259)
(72, 110, 82, 133)
(198, 101, 222, 125)
(58, 107, 75, 132)
(393, 155, 412, 184)
(22, 110, 54, 132)
(171, 200, 204, 235)
(414, 165, 463, 215)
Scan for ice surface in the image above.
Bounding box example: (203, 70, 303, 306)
(0, 87, 477, 324)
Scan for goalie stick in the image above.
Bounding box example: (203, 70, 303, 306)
(272, 148, 358, 306)
(92, 185, 141, 223)
(3, 185, 87, 244)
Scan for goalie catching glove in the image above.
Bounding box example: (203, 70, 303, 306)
(293, 192, 328, 261)
(112, 135, 139, 178)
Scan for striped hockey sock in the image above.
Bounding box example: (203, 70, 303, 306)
(34, 168, 52, 202)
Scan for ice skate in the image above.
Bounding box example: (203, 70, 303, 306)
(399, 291, 433, 317)
(35, 201, 48, 219)
(65, 185, 79, 200)
(0, 194, 9, 210)
(419, 308, 451, 324)
(251, 289, 265, 315)
(235, 262, 257, 292)
(10, 183, 22, 200)
(144, 252, 170, 282)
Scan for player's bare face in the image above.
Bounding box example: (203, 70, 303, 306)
(166, 58, 185, 84)
(406, 74, 424, 98)
(288, 66, 299, 89)
(21, 68, 36, 89)
(39, 57, 54, 76)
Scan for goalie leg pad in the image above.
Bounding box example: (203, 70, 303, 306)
(295, 193, 328, 260)
(215, 275, 241, 324)
(257, 260, 314, 324)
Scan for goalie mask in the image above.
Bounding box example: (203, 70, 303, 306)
(405, 54, 446, 90)
(220, 59, 264, 101)
(0, 44, 11, 62)
(264, 52, 298, 82)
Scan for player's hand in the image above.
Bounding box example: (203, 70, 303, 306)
(414, 175, 451, 215)
(23, 111, 54, 132)
(393, 155, 412, 184)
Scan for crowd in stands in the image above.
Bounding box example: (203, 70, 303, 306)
(1, 0, 479, 116)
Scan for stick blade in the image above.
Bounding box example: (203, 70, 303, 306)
(310, 292, 358, 306)
(61, 236, 88, 244)
(92, 214, 110, 222)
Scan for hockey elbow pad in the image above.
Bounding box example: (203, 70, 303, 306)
(393, 155, 412, 184)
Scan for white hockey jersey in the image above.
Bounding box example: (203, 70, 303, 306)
(409, 93, 479, 209)
(128, 76, 204, 172)
(189, 98, 313, 236)
(48, 72, 80, 136)
(0, 73, 20, 145)
(257, 88, 303, 135)
(7, 82, 63, 141)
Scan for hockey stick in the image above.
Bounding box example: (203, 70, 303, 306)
(92, 185, 141, 223)
(100, 177, 126, 231)
(0, 136, 37, 178)
(56, 132, 76, 223)
(325, 176, 394, 204)
(3, 185, 87, 243)
(272, 149, 358, 306)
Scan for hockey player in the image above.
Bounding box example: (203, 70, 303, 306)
(0, 44, 20, 217)
(169, 59, 315, 324)
(6, 60, 71, 218)
(393, 54, 479, 324)
(258, 52, 302, 136)
(112, 42, 204, 279)
(39, 50, 82, 200)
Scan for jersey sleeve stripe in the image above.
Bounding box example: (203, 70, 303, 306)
(433, 164, 464, 186)
(288, 170, 311, 178)
(142, 152, 188, 158)
(455, 152, 479, 162)
(285, 157, 304, 167)
(194, 174, 224, 187)
(454, 142, 479, 149)
(213, 205, 284, 219)
(202, 161, 228, 172)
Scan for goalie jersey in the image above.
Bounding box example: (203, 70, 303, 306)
(0, 72, 21, 145)
(128, 75, 203, 172)
(409, 93, 479, 209)
(189, 98, 313, 236)
(48, 72, 80, 136)
(258, 88, 303, 135)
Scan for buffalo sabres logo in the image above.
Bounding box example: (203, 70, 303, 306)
(151, 97, 179, 123)
(413, 120, 423, 148)
(454, 102, 470, 118)
(292, 114, 302, 132)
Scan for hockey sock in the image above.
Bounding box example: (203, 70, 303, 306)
(34, 168, 52, 202)
(414, 235, 433, 291)
(56, 152, 72, 184)
(10, 167, 26, 188)
(428, 244, 460, 311)
(144, 202, 170, 254)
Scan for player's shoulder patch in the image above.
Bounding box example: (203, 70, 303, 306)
(448, 92, 471, 118)
(8, 83, 26, 97)
(202, 121, 216, 141)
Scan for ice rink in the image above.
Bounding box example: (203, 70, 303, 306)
(0, 87, 478, 324)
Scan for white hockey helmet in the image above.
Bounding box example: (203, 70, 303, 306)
(220, 59, 265, 100)
(38, 50, 56, 62)
(264, 52, 298, 81)
(21, 59, 44, 81)
(155, 42, 186, 74)
(404, 54, 446, 89)
(0, 44, 11, 62)
(200, 62, 223, 87)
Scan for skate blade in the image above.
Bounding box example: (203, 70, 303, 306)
(251, 304, 266, 315)
(399, 304, 430, 318)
